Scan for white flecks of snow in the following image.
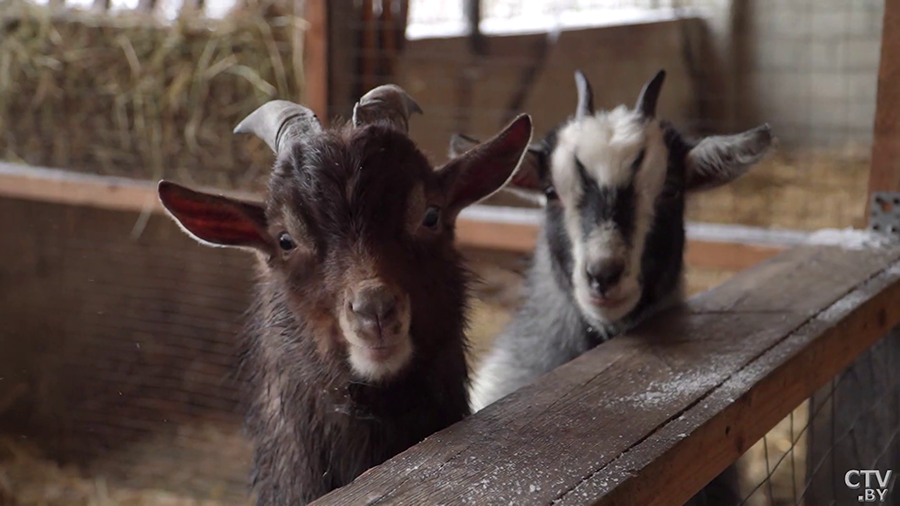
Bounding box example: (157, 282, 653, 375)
(805, 228, 896, 250)
(819, 290, 870, 323)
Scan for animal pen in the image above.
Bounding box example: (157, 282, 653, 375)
(1, 0, 899, 504)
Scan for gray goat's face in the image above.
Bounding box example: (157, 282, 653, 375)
(548, 105, 669, 323)
(450, 70, 774, 327)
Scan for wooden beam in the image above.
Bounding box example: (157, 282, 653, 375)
(326, 0, 358, 119)
(0, 163, 261, 215)
(684, 239, 784, 272)
(0, 163, 795, 271)
(360, 0, 378, 94)
(0, 162, 808, 273)
(302, 0, 329, 122)
(867, 0, 900, 211)
(311, 244, 900, 506)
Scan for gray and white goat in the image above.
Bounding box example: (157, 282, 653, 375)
(452, 69, 773, 411)
(450, 70, 772, 506)
(451, 69, 773, 505)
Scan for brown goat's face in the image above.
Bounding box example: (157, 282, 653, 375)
(158, 115, 533, 382)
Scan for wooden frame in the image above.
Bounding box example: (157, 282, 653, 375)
(868, 0, 900, 206)
(302, 0, 329, 122)
(310, 243, 900, 506)
(0, 162, 794, 271)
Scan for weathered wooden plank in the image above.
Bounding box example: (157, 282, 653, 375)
(311, 244, 900, 506)
(868, 0, 900, 199)
(567, 253, 900, 506)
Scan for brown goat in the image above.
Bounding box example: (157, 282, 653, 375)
(157, 85, 533, 505)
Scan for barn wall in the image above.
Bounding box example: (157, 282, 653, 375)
(378, 0, 884, 154)
(392, 19, 703, 165)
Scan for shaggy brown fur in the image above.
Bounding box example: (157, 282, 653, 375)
(158, 95, 532, 505)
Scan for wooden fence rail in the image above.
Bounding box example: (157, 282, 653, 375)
(309, 242, 900, 506)
(0, 162, 794, 271)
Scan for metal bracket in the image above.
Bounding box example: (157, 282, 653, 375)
(869, 192, 900, 236)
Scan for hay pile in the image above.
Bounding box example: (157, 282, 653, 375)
(0, 432, 250, 506)
(688, 143, 871, 231)
(0, 1, 304, 191)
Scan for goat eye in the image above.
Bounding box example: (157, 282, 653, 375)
(422, 206, 441, 229)
(544, 186, 558, 200)
(278, 233, 295, 251)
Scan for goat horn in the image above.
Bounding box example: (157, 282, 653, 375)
(635, 69, 666, 119)
(352, 84, 423, 133)
(574, 70, 594, 119)
(234, 100, 322, 154)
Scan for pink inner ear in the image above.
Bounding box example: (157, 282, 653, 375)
(158, 182, 269, 249)
(448, 115, 533, 206)
(509, 152, 543, 191)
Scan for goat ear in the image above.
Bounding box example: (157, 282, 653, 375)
(684, 124, 774, 192)
(448, 133, 480, 158)
(448, 133, 546, 193)
(507, 146, 546, 192)
(438, 114, 533, 218)
(635, 69, 666, 119)
(574, 69, 594, 119)
(158, 181, 272, 253)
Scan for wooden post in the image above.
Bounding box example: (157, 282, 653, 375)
(456, 0, 485, 135)
(867, 0, 900, 211)
(302, 0, 329, 123)
(465, 0, 486, 55)
(327, 0, 358, 120)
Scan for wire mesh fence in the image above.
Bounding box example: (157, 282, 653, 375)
(731, 327, 900, 506)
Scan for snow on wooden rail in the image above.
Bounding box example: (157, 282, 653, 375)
(310, 241, 900, 506)
(0, 162, 794, 270)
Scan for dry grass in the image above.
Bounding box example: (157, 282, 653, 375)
(737, 403, 810, 506)
(0, 431, 250, 506)
(687, 143, 871, 231)
(0, 1, 304, 191)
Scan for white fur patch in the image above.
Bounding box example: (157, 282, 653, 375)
(347, 339, 414, 382)
(338, 288, 414, 382)
(550, 106, 669, 326)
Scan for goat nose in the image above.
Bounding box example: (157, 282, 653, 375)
(586, 261, 625, 294)
(351, 284, 398, 327)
